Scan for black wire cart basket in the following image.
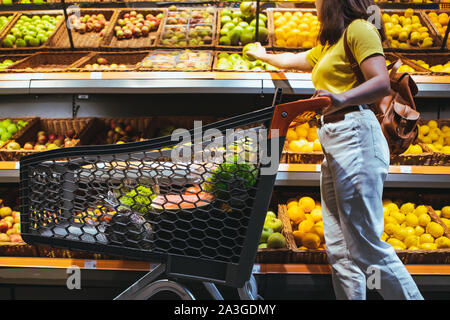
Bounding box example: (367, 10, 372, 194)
(19, 95, 330, 300)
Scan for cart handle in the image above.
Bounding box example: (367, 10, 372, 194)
(268, 97, 331, 139)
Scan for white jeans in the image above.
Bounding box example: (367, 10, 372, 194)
(317, 107, 423, 300)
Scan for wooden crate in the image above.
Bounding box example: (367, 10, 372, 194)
(5, 51, 92, 73)
(71, 51, 150, 72)
(157, 7, 217, 49)
(394, 52, 449, 75)
(101, 8, 167, 51)
(47, 8, 119, 49)
(390, 142, 434, 166)
(422, 9, 450, 48)
(0, 10, 66, 52)
(0, 117, 97, 161)
(214, 7, 271, 50)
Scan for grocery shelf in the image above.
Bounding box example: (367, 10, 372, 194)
(0, 72, 448, 97)
(0, 256, 449, 275)
(2, 161, 450, 186)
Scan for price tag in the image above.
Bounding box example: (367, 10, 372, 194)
(84, 260, 97, 269)
(316, 164, 321, 172)
(252, 264, 261, 274)
(90, 72, 102, 80)
(15, 162, 20, 170)
(400, 166, 412, 174)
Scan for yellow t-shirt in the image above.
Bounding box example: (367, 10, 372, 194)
(306, 19, 385, 94)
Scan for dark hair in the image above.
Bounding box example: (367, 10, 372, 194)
(318, 0, 386, 46)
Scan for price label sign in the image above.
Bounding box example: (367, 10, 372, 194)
(252, 264, 261, 274)
(84, 260, 97, 269)
(90, 72, 102, 80)
(400, 166, 412, 174)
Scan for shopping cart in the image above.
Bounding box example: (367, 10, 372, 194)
(19, 94, 330, 300)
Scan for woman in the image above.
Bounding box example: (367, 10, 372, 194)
(248, 0, 423, 300)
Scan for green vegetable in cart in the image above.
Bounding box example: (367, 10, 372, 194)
(118, 186, 157, 215)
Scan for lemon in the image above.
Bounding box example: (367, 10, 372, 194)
(420, 243, 437, 250)
(428, 120, 438, 129)
(381, 232, 389, 241)
(418, 213, 431, 227)
(302, 232, 321, 249)
(385, 216, 398, 226)
(387, 238, 406, 250)
(383, 199, 393, 206)
(315, 221, 323, 228)
(441, 218, 450, 229)
(391, 211, 406, 224)
(400, 202, 415, 215)
(310, 208, 322, 223)
(415, 226, 425, 236)
(408, 246, 420, 251)
(405, 213, 419, 228)
(298, 219, 314, 234)
(286, 128, 298, 141)
(442, 206, 450, 219)
(419, 125, 430, 136)
(426, 222, 444, 239)
(404, 235, 419, 248)
(393, 226, 408, 241)
(295, 126, 308, 139)
(312, 139, 322, 152)
(414, 205, 428, 217)
(419, 233, 434, 244)
(435, 210, 441, 218)
(405, 227, 416, 238)
(299, 196, 316, 213)
(287, 199, 298, 209)
(385, 223, 397, 236)
(293, 230, 306, 246)
(311, 225, 324, 243)
(435, 236, 450, 249)
(288, 206, 306, 224)
(386, 203, 399, 213)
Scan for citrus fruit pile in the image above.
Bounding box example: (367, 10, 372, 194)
(382, 199, 450, 250)
(272, 10, 320, 48)
(409, 59, 450, 74)
(427, 11, 449, 47)
(418, 120, 450, 154)
(287, 196, 325, 250)
(286, 122, 322, 153)
(383, 9, 435, 49)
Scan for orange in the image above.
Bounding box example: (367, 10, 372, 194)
(273, 11, 283, 20)
(299, 196, 316, 213)
(288, 206, 306, 224)
(274, 17, 287, 29)
(275, 28, 286, 41)
(298, 219, 314, 234)
(285, 37, 297, 48)
(287, 28, 301, 40)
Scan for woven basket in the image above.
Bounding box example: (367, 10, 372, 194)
(212, 50, 281, 72)
(101, 8, 167, 51)
(87, 117, 154, 145)
(390, 142, 434, 166)
(156, 7, 217, 50)
(422, 9, 450, 49)
(0, 54, 31, 72)
(0, 117, 96, 161)
(0, 242, 39, 257)
(48, 8, 119, 50)
(5, 51, 92, 73)
(71, 51, 150, 72)
(0, 117, 38, 148)
(255, 206, 293, 264)
(138, 49, 213, 72)
(278, 204, 328, 264)
(0, 10, 66, 52)
(267, 8, 319, 52)
(382, 9, 443, 51)
(394, 52, 449, 75)
(214, 7, 271, 51)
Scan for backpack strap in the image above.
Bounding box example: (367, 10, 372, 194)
(343, 29, 366, 84)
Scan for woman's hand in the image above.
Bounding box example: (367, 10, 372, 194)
(245, 42, 267, 61)
(312, 89, 348, 114)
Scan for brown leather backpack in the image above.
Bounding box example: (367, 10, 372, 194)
(344, 30, 420, 155)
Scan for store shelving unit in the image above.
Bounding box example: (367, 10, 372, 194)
(0, 0, 448, 299)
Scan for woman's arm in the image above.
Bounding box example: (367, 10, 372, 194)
(313, 55, 390, 114)
(245, 42, 314, 72)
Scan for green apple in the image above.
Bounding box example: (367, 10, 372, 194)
(221, 9, 233, 18)
(259, 226, 273, 244)
(258, 26, 268, 42)
(266, 211, 277, 220)
(264, 217, 283, 233)
(258, 243, 268, 249)
(221, 15, 232, 25)
(242, 42, 258, 62)
(219, 36, 230, 46)
(267, 232, 286, 249)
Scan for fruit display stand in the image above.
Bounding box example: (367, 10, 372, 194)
(424, 9, 450, 48)
(101, 8, 166, 51)
(395, 52, 450, 74)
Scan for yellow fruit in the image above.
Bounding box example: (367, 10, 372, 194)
(418, 213, 431, 227)
(275, 39, 286, 47)
(384, 216, 398, 226)
(438, 13, 449, 26)
(302, 232, 321, 249)
(419, 233, 434, 244)
(387, 203, 399, 213)
(289, 140, 306, 152)
(299, 196, 316, 213)
(293, 230, 305, 246)
(306, 127, 318, 142)
(435, 210, 441, 217)
(441, 206, 450, 219)
(414, 226, 425, 236)
(393, 226, 408, 241)
(288, 206, 306, 224)
(391, 211, 406, 224)
(426, 222, 444, 239)
(298, 219, 314, 234)
(405, 227, 416, 238)
(383, 199, 392, 206)
(405, 8, 414, 19)
(414, 205, 428, 217)
(311, 225, 324, 243)
(313, 139, 322, 152)
(408, 246, 420, 251)
(428, 120, 438, 129)
(435, 236, 450, 249)
(295, 126, 308, 139)
(286, 128, 298, 141)
(405, 213, 419, 227)
(310, 208, 322, 223)
(287, 199, 298, 209)
(381, 232, 389, 241)
(385, 223, 397, 236)
(404, 235, 419, 248)
(387, 238, 406, 250)
(400, 202, 415, 215)
(419, 125, 430, 136)
(420, 243, 437, 250)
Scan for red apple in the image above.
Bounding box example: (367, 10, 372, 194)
(0, 221, 9, 233)
(141, 26, 150, 36)
(9, 234, 22, 243)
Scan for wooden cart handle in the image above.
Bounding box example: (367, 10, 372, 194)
(268, 97, 331, 139)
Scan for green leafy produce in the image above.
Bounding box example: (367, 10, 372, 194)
(118, 186, 156, 214)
